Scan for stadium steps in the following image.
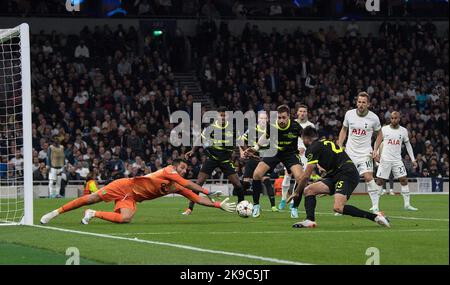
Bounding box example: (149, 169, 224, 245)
(174, 72, 212, 109)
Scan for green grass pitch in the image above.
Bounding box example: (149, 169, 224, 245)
(0, 194, 448, 265)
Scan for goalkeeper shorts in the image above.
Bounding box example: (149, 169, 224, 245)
(97, 178, 137, 213)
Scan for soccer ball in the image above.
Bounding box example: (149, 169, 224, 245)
(236, 200, 253, 218)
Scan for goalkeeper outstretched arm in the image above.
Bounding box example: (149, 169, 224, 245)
(179, 189, 236, 213)
(163, 167, 221, 197)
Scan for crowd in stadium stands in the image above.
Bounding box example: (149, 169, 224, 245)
(193, 19, 449, 180)
(2, 0, 447, 18)
(1, 19, 448, 186)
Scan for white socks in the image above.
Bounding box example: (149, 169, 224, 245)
(367, 179, 380, 210)
(281, 174, 291, 200)
(401, 185, 410, 207)
(49, 180, 57, 198)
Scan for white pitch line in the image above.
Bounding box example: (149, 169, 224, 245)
(108, 228, 448, 236)
(314, 211, 449, 222)
(29, 225, 311, 265)
(266, 210, 449, 222)
(388, 216, 449, 222)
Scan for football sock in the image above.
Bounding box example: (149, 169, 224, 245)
(263, 179, 275, 207)
(95, 211, 124, 223)
(293, 193, 302, 208)
(252, 179, 262, 205)
(234, 185, 245, 203)
(187, 189, 201, 211)
(304, 195, 317, 221)
(58, 195, 90, 214)
(367, 179, 380, 209)
(188, 201, 195, 211)
(281, 174, 291, 200)
(401, 185, 410, 207)
(242, 180, 251, 192)
(343, 205, 377, 221)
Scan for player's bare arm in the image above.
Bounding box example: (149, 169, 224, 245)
(185, 146, 198, 159)
(373, 129, 383, 162)
(287, 163, 315, 203)
(243, 132, 267, 158)
(338, 126, 348, 148)
(405, 131, 418, 169)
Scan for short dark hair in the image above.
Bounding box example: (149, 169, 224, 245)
(277, 105, 290, 114)
(217, 106, 227, 113)
(357, 91, 370, 101)
(297, 104, 308, 111)
(302, 126, 318, 139)
(172, 158, 188, 166)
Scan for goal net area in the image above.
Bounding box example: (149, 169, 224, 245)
(0, 23, 32, 225)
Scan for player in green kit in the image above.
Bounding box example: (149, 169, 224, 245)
(288, 127, 391, 228)
(244, 105, 304, 218)
(183, 107, 244, 215)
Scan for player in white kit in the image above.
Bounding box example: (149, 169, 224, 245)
(338, 92, 382, 213)
(278, 105, 315, 218)
(373, 111, 418, 211)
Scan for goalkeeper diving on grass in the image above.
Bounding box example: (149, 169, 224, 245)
(40, 159, 235, 225)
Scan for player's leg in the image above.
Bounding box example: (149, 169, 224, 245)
(388, 173, 395, 195)
(375, 160, 393, 211)
(242, 159, 257, 196)
(279, 167, 291, 209)
(48, 167, 58, 198)
(40, 191, 103, 224)
(292, 181, 330, 228)
(393, 162, 418, 211)
(399, 176, 417, 210)
(334, 170, 390, 227)
(86, 205, 136, 224)
(183, 171, 209, 215)
(334, 193, 377, 220)
(251, 160, 272, 217)
(262, 176, 278, 211)
(363, 169, 381, 213)
(288, 163, 304, 218)
(228, 173, 244, 203)
(55, 170, 62, 198)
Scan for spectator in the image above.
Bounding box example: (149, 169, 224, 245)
(201, 0, 220, 18)
(26, 22, 447, 183)
(33, 164, 49, 181)
(346, 20, 360, 37)
(269, 3, 283, 16)
(42, 40, 53, 54)
(107, 153, 125, 179)
(74, 40, 90, 59)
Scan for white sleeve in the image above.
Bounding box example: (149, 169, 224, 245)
(405, 141, 416, 162)
(374, 115, 381, 131)
(404, 129, 415, 161)
(343, 111, 349, 128)
(402, 128, 410, 144)
(298, 137, 306, 150)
